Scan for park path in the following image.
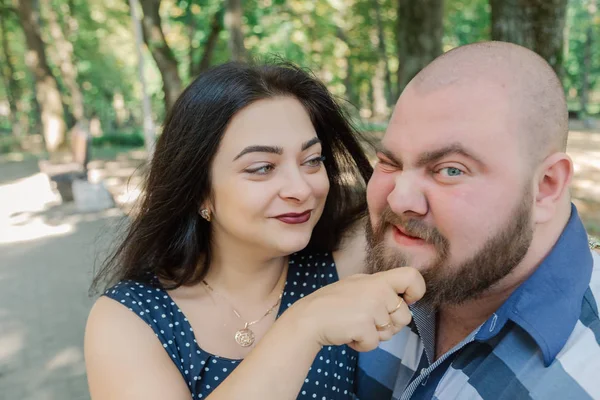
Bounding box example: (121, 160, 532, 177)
(0, 158, 122, 400)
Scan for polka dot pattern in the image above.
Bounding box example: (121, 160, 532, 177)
(104, 249, 358, 399)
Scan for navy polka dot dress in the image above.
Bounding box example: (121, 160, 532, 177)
(104, 250, 358, 399)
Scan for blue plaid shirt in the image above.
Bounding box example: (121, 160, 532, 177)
(356, 205, 600, 399)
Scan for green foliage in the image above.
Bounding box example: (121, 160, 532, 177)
(0, 0, 598, 139)
(0, 135, 21, 154)
(444, 0, 491, 48)
(91, 130, 145, 148)
(563, 0, 600, 115)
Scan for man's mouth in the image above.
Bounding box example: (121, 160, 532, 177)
(392, 225, 427, 246)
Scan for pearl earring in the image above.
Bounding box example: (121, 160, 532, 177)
(200, 209, 211, 221)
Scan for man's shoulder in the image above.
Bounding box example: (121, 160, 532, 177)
(543, 250, 600, 398)
(356, 326, 424, 398)
(590, 250, 600, 298)
(583, 249, 600, 324)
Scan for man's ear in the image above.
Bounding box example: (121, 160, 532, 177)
(532, 152, 573, 224)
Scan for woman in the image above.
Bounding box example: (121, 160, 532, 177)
(84, 62, 422, 400)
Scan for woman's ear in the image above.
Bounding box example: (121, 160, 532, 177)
(199, 201, 213, 222)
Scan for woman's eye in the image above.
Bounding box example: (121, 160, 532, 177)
(245, 164, 274, 175)
(304, 155, 325, 167)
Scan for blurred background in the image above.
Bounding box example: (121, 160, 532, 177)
(0, 0, 599, 399)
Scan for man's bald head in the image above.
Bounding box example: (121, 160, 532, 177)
(366, 42, 575, 309)
(406, 41, 568, 160)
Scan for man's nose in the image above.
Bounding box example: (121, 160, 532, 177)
(387, 171, 428, 217)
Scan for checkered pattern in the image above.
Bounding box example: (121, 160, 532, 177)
(356, 205, 600, 400)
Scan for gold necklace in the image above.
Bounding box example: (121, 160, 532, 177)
(202, 278, 285, 347)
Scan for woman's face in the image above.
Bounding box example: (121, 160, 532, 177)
(206, 96, 330, 257)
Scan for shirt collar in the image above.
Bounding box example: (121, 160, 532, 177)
(410, 204, 593, 367)
(476, 203, 593, 366)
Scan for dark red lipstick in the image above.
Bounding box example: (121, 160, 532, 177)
(275, 210, 312, 224)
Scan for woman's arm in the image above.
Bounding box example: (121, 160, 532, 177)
(85, 297, 191, 400)
(85, 268, 424, 400)
(208, 267, 425, 399)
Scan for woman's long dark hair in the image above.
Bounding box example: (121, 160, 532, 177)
(92, 61, 373, 293)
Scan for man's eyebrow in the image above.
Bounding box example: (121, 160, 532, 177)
(415, 143, 484, 168)
(374, 142, 403, 168)
(233, 145, 283, 161)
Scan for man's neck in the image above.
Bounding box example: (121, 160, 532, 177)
(434, 209, 571, 360)
(435, 286, 515, 359)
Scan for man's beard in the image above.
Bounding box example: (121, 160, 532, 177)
(365, 189, 534, 308)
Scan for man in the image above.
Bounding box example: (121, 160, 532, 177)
(357, 41, 600, 399)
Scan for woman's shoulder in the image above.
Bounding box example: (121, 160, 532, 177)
(85, 291, 191, 399)
(91, 279, 204, 381)
(101, 279, 192, 342)
(103, 279, 171, 313)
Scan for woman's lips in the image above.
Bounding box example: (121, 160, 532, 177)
(275, 210, 312, 224)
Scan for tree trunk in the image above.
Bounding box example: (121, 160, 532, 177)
(579, 0, 598, 126)
(372, 61, 389, 119)
(335, 27, 359, 108)
(17, 0, 66, 152)
(224, 0, 246, 61)
(186, 0, 196, 79)
(42, 0, 85, 124)
(0, 7, 23, 137)
(129, 0, 156, 159)
(373, 0, 393, 105)
(197, 7, 224, 75)
(138, 0, 182, 113)
(112, 92, 129, 129)
(396, 0, 444, 95)
(580, 25, 592, 118)
(490, 0, 568, 79)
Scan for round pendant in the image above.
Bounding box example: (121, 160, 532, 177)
(234, 328, 255, 347)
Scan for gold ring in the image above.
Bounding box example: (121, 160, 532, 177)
(376, 321, 394, 331)
(389, 298, 405, 314)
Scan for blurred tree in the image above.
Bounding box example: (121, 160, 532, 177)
(0, 0, 598, 145)
(42, 0, 86, 126)
(396, 0, 444, 94)
(138, 0, 183, 112)
(444, 0, 490, 48)
(567, 0, 600, 118)
(225, 0, 246, 61)
(373, 0, 393, 106)
(130, 0, 156, 157)
(490, 0, 568, 79)
(0, 3, 23, 136)
(190, 5, 224, 77)
(17, 0, 66, 152)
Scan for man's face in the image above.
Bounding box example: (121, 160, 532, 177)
(365, 82, 534, 307)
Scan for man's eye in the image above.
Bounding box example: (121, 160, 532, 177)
(438, 167, 464, 177)
(376, 159, 398, 171)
